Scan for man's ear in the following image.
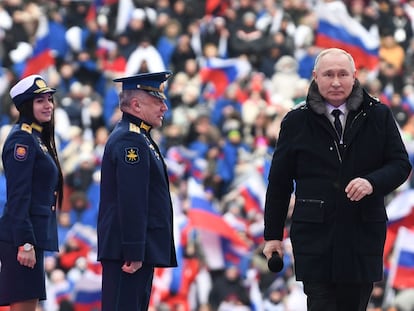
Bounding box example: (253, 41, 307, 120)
(131, 97, 140, 110)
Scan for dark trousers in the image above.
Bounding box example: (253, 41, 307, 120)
(303, 281, 373, 311)
(101, 260, 154, 311)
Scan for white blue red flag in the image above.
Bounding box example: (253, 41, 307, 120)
(200, 56, 251, 98)
(314, 0, 379, 71)
(21, 14, 54, 78)
(388, 227, 414, 289)
(384, 189, 414, 269)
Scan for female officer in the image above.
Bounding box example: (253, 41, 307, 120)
(0, 75, 64, 311)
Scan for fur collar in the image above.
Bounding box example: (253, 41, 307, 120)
(307, 79, 364, 115)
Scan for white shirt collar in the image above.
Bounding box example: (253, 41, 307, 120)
(326, 103, 346, 115)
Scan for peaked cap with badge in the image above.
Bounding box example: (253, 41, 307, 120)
(113, 71, 172, 99)
(10, 74, 56, 109)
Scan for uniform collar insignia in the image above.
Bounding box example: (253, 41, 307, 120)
(31, 122, 43, 133)
(139, 121, 151, 132)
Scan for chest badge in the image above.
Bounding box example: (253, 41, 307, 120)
(149, 144, 160, 160)
(37, 137, 48, 153)
(143, 135, 160, 160)
(125, 147, 140, 164)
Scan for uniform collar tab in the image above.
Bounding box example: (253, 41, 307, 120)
(31, 122, 43, 133)
(139, 121, 151, 132)
(123, 113, 152, 132)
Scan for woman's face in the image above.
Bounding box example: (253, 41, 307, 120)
(33, 93, 54, 123)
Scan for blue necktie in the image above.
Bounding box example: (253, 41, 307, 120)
(332, 109, 343, 138)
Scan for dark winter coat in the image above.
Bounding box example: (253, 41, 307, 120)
(264, 80, 412, 282)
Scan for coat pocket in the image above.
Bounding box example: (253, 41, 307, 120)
(292, 199, 325, 223)
(290, 199, 328, 255)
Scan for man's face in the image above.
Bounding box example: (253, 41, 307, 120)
(139, 93, 168, 128)
(313, 52, 356, 107)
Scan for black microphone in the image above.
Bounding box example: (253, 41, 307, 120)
(268, 252, 284, 272)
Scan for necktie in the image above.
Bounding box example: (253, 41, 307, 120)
(331, 109, 343, 138)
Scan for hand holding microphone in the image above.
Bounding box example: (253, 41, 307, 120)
(267, 251, 284, 272)
(263, 240, 284, 273)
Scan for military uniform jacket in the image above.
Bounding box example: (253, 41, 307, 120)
(0, 120, 59, 251)
(264, 80, 412, 282)
(97, 112, 177, 267)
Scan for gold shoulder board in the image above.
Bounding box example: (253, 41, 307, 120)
(129, 123, 141, 134)
(21, 123, 32, 134)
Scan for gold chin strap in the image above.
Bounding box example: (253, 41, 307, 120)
(136, 84, 160, 92)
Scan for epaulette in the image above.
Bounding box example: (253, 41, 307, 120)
(129, 123, 141, 133)
(21, 123, 32, 134)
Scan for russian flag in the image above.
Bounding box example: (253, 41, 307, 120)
(165, 146, 197, 182)
(314, 0, 379, 71)
(386, 189, 414, 227)
(200, 56, 251, 98)
(388, 227, 414, 289)
(66, 223, 97, 250)
(150, 222, 200, 311)
(236, 170, 267, 215)
(21, 14, 55, 78)
(384, 189, 414, 268)
(54, 281, 73, 305)
(188, 196, 249, 248)
(72, 270, 102, 311)
(188, 195, 251, 273)
(221, 238, 251, 274)
(185, 177, 250, 269)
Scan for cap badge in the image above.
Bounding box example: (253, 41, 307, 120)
(36, 79, 47, 89)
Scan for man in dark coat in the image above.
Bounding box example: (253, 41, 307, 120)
(97, 71, 177, 311)
(263, 48, 412, 311)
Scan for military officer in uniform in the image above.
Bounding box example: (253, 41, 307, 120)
(0, 75, 64, 311)
(98, 71, 177, 311)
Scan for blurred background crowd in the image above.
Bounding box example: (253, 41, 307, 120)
(0, 0, 414, 310)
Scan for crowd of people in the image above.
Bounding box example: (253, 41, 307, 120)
(1, 0, 414, 310)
